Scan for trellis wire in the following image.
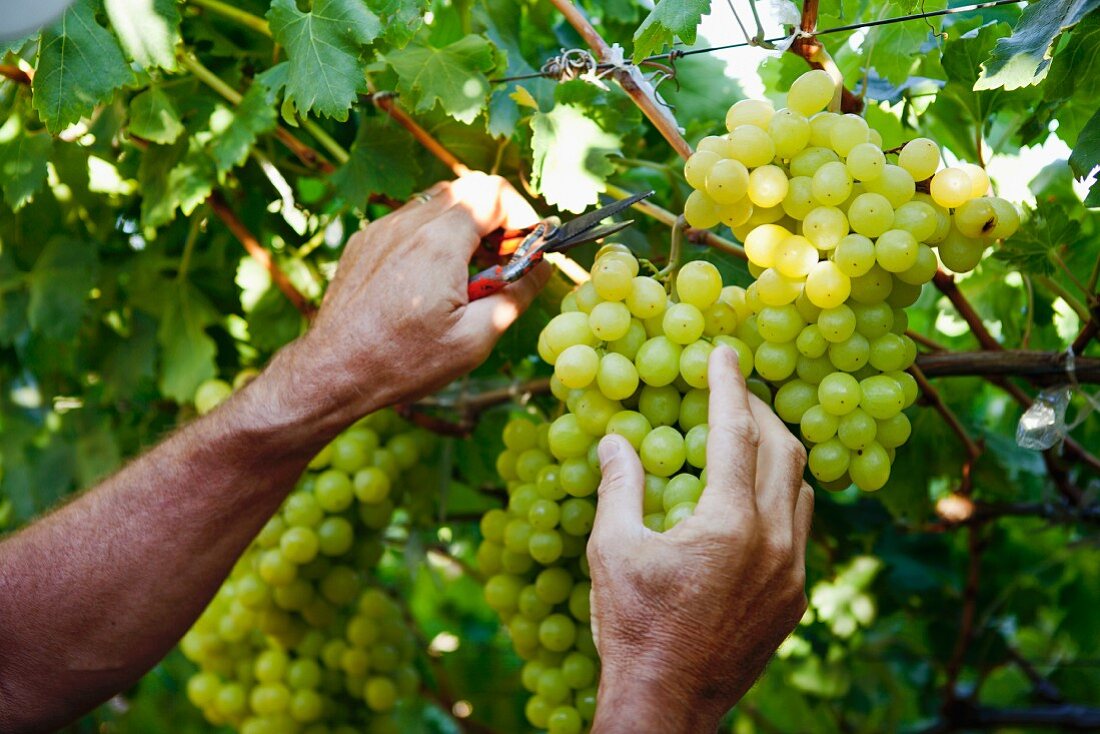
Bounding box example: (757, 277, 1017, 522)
(491, 0, 1022, 84)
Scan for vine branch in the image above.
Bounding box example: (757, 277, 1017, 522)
(911, 364, 983, 465)
(915, 350, 1100, 384)
(366, 90, 469, 177)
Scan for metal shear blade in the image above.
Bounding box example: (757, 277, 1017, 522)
(543, 189, 655, 253)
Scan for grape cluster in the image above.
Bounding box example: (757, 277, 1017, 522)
(182, 392, 434, 734)
(481, 248, 752, 732)
(681, 69, 1020, 490)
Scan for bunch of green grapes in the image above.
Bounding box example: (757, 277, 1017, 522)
(681, 69, 1020, 491)
(182, 389, 433, 734)
(481, 247, 754, 732)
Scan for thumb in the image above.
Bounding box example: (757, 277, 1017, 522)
(590, 434, 645, 544)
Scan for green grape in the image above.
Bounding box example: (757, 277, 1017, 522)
(526, 695, 553, 728)
(684, 150, 720, 189)
(958, 162, 990, 197)
(796, 324, 829, 358)
(846, 142, 885, 181)
(535, 567, 573, 605)
(744, 223, 791, 268)
(818, 305, 857, 343)
(802, 206, 849, 250)
(892, 201, 938, 241)
(837, 408, 877, 450)
(608, 319, 648, 361)
(818, 373, 862, 416)
(832, 233, 877, 277)
(589, 301, 632, 342)
(560, 457, 599, 498)
(829, 114, 870, 156)
(769, 108, 812, 158)
(643, 512, 666, 532)
(782, 176, 816, 219)
(811, 161, 853, 206)
(801, 404, 839, 443)
(705, 158, 751, 204)
(808, 439, 850, 482)
(549, 706, 584, 734)
(860, 375, 905, 419)
(828, 332, 870, 372)
(635, 336, 682, 387)
(720, 197, 755, 227)
(315, 470, 354, 512)
(748, 165, 790, 208)
(597, 352, 640, 401)
(713, 336, 755, 377)
(876, 412, 912, 448)
(756, 268, 803, 306)
(529, 529, 564, 564)
(804, 261, 851, 309)
(849, 265, 893, 304)
(863, 164, 915, 208)
(606, 410, 652, 450)
(528, 498, 561, 531)
(851, 302, 893, 339)
(639, 385, 681, 427)
(758, 304, 805, 343)
(591, 257, 636, 301)
(776, 235, 819, 279)
(664, 501, 697, 530)
(726, 98, 775, 130)
(849, 442, 890, 491)
(774, 380, 818, 424)
(727, 124, 776, 167)
(869, 333, 908, 372)
(663, 473, 704, 510)
(643, 474, 669, 514)
(640, 426, 687, 477)
(745, 203, 785, 226)
(938, 226, 985, 273)
(791, 146, 840, 177)
(875, 229, 919, 273)
(787, 69, 835, 116)
(516, 448, 553, 482)
(679, 388, 709, 430)
(626, 276, 668, 319)
(847, 193, 894, 238)
(679, 340, 714, 389)
(560, 498, 595, 536)
(697, 135, 732, 156)
(677, 261, 723, 309)
(684, 424, 708, 468)
(684, 189, 723, 229)
(703, 301, 739, 336)
(284, 492, 323, 528)
(548, 414, 590, 460)
(539, 614, 577, 652)
(953, 197, 997, 238)
(555, 344, 599, 389)
(754, 340, 799, 381)
(884, 279, 921, 310)
(281, 527, 320, 565)
(663, 303, 707, 344)
(808, 112, 838, 148)
(987, 197, 1020, 239)
(897, 244, 938, 285)
(897, 138, 940, 181)
(929, 167, 972, 209)
(543, 312, 597, 356)
(794, 290, 823, 322)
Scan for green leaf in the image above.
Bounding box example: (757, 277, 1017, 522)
(366, 0, 428, 48)
(384, 35, 498, 124)
(128, 86, 185, 144)
(28, 238, 99, 341)
(157, 282, 218, 402)
(0, 115, 53, 211)
(1069, 105, 1100, 182)
(104, 0, 181, 71)
(975, 0, 1100, 90)
(632, 0, 710, 62)
(139, 140, 216, 230)
(868, 0, 947, 86)
(267, 0, 381, 120)
(32, 0, 134, 134)
(208, 83, 278, 174)
(994, 203, 1082, 275)
(332, 115, 420, 210)
(529, 103, 621, 214)
(247, 286, 306, 352)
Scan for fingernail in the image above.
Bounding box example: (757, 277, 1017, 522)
(598, 436, 619, 467)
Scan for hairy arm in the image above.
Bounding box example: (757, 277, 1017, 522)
(0, 173, 545, 733)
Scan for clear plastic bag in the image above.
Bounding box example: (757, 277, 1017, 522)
(1016, 387, 1073, 451)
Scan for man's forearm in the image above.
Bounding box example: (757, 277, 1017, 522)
(591, 675, 722, 734)
(0, 338, 364, 733)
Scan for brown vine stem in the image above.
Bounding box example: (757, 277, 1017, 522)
(208, 192, 317, 319)
(1071, 303, 1100, 354)
(911, 364, 983, 466)
(789, 0, 865, 114)
(604, 183, 746, 260)
(400, 378, 553, 437)
(944, 526, 984, 700)
(932, 270, 1002, 352)
(546, 0, 694, 160)
(914, 350, 1100, 384)
(0, 64, 31, 85)
(365, 90, 470, 177)
(909, 330, 948, 352)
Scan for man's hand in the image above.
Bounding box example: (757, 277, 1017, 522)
(283, 171, 548, 428)
(588, 345, 813, 733)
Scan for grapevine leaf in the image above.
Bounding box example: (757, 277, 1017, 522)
(1069, 106, 1100, 179)
(868, 0, 947, 86)
(139, 140, 216, 230)
(0, 116, 53, 211)
(104, 0, 181, 71)
(632, 0, 710, 62)
(248, 287, 306, 352)
(267, 0, 381, 120)
(993, 203, 1082, 275)
(332, 116, 421, 210)
(529, 103, 621, 214)
(31, 0, 135, 134)
(975, 0, 1100, 90)
(365, 0, 427, 48)
(128, 86, 185, 144)
(208, 83, 278, 174)
(157, 282, 218, 403)
(28, 238, 99, 341)
(384, 35, 499, 124)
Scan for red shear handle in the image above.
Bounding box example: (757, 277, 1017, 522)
(467, 265, 508, 301)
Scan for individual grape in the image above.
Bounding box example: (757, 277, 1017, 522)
(756, 268, 803, 306)
(663, 501, 697, 530)
(712, 336, 755, 377)
(543, 312, 596, 356)
(953, 197, 997, 238)
(875, 229, 919, 273)
(808, 112, 838, 148)
(849, 265, 893, 304)
(829, 114, 870, 156)
(608, 319, 648, 360)
(635, 336, 682, 387)
(787, 69, 835, 116)
(702, 300, 739, 336)
(782, 176, 816, 219)
(896, 138, 940, 181)
(811, 161, 853, 206)
(683, 189, 724, 229)
(555, 345, 599, 389)
(683, 150, 720, 189)
(987, 197, 1020, 239)
(595, 352, 638, 401)
(837, 408, 877, 450)
(696, 135, 732, 156)
(744, 203, 785, 226)
(832, 233, 877, 278)
(938, 226, 986, 273)
(727, 124, 777, 168)
(744, 223, 791, 268)
(774, 380, 818, 424)
(864, 164, 915, 208)
(679, 341, 713, 389)
(548, 414, 591, 460)
(896, 244, 938, 285)
(573, 390, 619, 436)
(676, 261, 723, 309)
(929, 167, 973, 209)
(828, 332, 870, 372)
(819, 373, 862, 416)
(790, 146, 841, 177)
(892, 200, 939, 241)
(796, 325, 829, 358)
(860, 375, 905, 419)
(720, 197, 755, 227)
(849, 442, 890, 491)
(769, 108, 812, 159)
(958, 162, 990, 197)
(801, 404, 839, 443)
(684, 424, 708, 468)
(748, 165, 790, 208)
(758, 304, 805, 343)
(804, 261, 851, 309)
(726, 98, 775, 130)
(818, 305, 857, 343)
(639, 385, 681, 427)
(802, 206, 849, 250)
(850, 302, 893, 339)
(845, 142, 885, 181)
(662, 474, 704, 511)
(847, 193, 894, 238)
(808, 439, 850, 482)
(754, 341, 798, 381)
(876, 413, 912, 448)
(639, 426, 687, 477)
(591, 257, 636, 301)
(588, 301, 632, 342)
(705, 159, 751, 204)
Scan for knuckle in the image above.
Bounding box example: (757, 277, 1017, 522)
(784, 438, 808, 470)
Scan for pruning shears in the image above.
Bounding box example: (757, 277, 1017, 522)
(467, 190, 655, 301)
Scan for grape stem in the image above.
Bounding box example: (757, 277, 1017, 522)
(186, 0, 271, 36)
(910, 364, 983, 464)
(657, 215, 686, 282)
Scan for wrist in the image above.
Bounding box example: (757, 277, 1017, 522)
(591, 669, 722, 734)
